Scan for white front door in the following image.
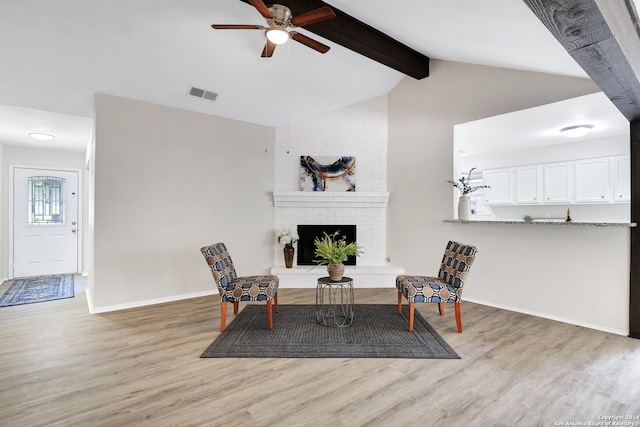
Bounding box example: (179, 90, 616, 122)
(10, 166, 81, 278)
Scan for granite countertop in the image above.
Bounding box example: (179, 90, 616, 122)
(444, 219, 636, 227)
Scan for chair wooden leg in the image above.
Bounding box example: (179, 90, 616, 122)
(266, 300, 273, 329)
(274, 292, 279, 313)
(438, 302, 444, 315)
(397, 291, 403, 314)
(233, 301, 239, 315)
(455, 301, 462, 333)
(408, 302, 415, 332)
(220, 302, 227, 332)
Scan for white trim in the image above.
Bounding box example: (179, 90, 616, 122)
(273, 191, 389, 208)
(271, 265, 404, 288)
(465, 297, 628, 336)
(8, 165, 83, 279)
(86, 288, 218, 314)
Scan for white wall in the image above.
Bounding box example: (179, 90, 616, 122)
(75, 60, 631, 334)
(0, 143, 3, 281)
(90, 94, 275, 312)
(273, 96, 389, 266)
(274, 96, 388, 193)
(1, 145, 87, 279)
(388, 60, 630, 334)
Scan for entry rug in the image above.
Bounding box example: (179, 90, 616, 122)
(0, 274, 74, 307)
(201, 304, 460, 359)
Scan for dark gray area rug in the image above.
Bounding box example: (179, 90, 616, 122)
(201, 304, 460, 359)
(0, 274, 74, 307)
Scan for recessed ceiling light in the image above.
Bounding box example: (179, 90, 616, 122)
(560, 125, 593, 138)
(27, 132, 57, 141)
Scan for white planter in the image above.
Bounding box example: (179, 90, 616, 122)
(458, 195, 471, 220)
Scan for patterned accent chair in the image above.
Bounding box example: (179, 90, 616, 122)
(200, 242, 279, 332)
(396, 240, 478, 333)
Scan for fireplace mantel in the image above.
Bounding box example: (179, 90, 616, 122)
(273, 191, 389, 208)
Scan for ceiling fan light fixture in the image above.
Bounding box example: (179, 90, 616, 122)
(560, 124, 594, 138)
(266, 28, 289, 45)
(27, 132, 57, 141)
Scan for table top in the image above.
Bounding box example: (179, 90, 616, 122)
(317, 276, 353, 284)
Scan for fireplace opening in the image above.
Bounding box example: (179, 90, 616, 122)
(297, 225, 357, 266)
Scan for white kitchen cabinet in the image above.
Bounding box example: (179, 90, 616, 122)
(483, 168, 513, 204)
(515, 165, 542, 204)
(612, 155, 630, 202)
(543, 162, 572, 203)
(575, 158, 609, 202)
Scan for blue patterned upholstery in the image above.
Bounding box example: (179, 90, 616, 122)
(201, 242, 279, 331)
(396, 241, 478, 332)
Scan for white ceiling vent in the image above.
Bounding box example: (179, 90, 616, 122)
(188, 86, 218, 102)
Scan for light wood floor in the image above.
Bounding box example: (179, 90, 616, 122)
(1, 284, 639, 427)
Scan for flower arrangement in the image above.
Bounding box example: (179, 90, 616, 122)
(313, 231, 361, 265)
(447, 167, 490, 195)
(276, 228, 299, 247)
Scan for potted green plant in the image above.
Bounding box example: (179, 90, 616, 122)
(313, 231, 361, 281)
(447, 167, 490, 220)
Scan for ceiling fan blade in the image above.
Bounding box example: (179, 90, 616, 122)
(290, 6, 336, 27)
(261, 40, 276, 58)
(249, 0, 273, 19)
(211, 24, 265, 30)
(290, 32, 330, 54)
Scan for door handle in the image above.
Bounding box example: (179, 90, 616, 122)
(71, 229, 77, 233)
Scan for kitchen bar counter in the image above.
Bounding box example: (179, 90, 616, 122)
(445, 219, 636, 227)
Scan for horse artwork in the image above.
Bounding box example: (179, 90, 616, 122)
(299, 156, 356, 192)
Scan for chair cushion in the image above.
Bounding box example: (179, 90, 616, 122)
(201, 243, 238, 292)
(438, 241, 477, 288)
(220, 275, 279, 303)
(396, 275, 460, 303)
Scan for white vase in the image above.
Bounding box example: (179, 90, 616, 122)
(458, 195, 471, 221)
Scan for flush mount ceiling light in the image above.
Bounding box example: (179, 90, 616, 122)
(27, 132, 57, 141)
(560, 125, 594, 138)
(266, 27, 289, 45)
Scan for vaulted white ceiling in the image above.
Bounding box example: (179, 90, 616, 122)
(0, 0, 604, 152)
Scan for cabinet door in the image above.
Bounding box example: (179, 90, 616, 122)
(544, 163, 572, 203)
(575, 158, 609, 202)
(612, 156, 630, 202)
(515, 165, 541, 204)
(483, 169, 513, 204)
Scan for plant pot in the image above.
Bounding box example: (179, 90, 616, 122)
(458, 195, 471, 221)
(283, 245, 294, 268)
(327, 263, 345, 281)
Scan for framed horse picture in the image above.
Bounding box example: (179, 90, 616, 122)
(299, 156, 356, 192)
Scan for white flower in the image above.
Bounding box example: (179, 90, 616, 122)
(280, 235, 292, 245)
(276, 228, 299, 246)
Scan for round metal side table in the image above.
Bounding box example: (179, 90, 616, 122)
(316, 276, 354, 327)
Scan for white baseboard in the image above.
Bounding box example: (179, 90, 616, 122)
(87, 289, 217, 314)
(465, 297, 629, 336)
(81, 284, 627, 336)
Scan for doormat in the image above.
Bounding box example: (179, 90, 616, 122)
(0, 274, 74, 307)
(201, 304, 460, 359)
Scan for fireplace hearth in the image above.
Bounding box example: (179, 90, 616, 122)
(297, 225, 357, 266)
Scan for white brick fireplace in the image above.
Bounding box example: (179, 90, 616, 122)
(270, 96, 403, 287)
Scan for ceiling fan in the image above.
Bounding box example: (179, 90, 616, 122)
(212, 0, 336, 57)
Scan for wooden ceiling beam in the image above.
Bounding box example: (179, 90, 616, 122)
(523, 0, 640, 121)
(239, 0, 430, 79)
